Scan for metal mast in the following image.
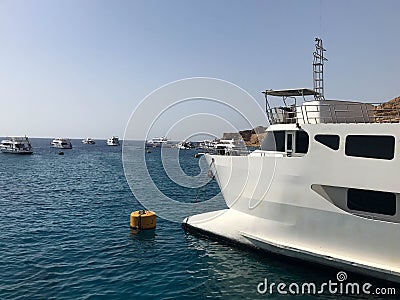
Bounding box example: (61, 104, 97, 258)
(313, 37, 328, 100)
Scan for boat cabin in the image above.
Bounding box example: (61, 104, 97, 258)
(263, 88, 382, 125)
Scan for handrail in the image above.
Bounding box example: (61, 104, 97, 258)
(266, 101, 400, 125)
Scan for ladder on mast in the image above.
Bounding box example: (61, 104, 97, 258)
(313, 38, 328, 100)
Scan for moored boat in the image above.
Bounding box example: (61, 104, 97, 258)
(82, 137, 95, 144)
(107, 136, 120, 146)
(177, 141, 193, 150)
(146, 137, 168, 148)
(51, 138, 72, 149)
(184, 38, 400, 282)
(0, 136, 33, 154)
(214, 139, 247, 156)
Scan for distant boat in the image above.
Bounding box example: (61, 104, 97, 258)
(146, 136, 168, 148)
(82, 138, 95, 144)
(177, 141, 193, 150)
(107, 136, 119, 146)
(201, 139, 218, 150)
(214, 139, 247, 156)
(0, 136, 33, 154)
(51, 138, 72, 149)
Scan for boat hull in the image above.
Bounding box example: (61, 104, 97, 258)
(0, 149, 33, 154)
(183, 209, 400, 283)
(51, 144, 72, 149)
(184, 123, 400, 282)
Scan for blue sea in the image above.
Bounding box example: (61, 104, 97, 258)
(0, 139, 398, 299)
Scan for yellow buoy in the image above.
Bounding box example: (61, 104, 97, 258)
(130, 210, 156, 230)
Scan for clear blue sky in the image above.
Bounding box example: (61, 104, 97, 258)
(1, 0, 399, 139)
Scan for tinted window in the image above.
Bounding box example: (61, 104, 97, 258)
(295, 131, 309, 154)
(345, 135, 394, 160)
(262, 131, 285, 152)
(287, 134, 293, 151)
(315, 134, 340, 150)
(347, 188, 396, 216)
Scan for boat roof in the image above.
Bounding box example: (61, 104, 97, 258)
(4, 136, 29, 140)
(263, 88, 318, 97)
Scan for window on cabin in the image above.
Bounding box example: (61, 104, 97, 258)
(261, 130, 309, 154)
(347, 188, 396, 216)
(345, 135, 395, 160)
(315, 134, 340, 150)
(286, 133, 293, 152)
(262, 131, 285, 152)
(295, 131, 309, 154)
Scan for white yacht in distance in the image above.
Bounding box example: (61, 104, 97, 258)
(107, 136, 119, 146)
(51, 138, 72, 149)
(82, 137, 95, 144)
(177, 141, 193, 150)
(214, 139, 247, 156)
(146, 136, 168, 148)
(0, 136, 33, 154)
(201, 139, 218, 151)
(184, 39, 400, 282)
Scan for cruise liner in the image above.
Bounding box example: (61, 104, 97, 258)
(183, 39, 400, 282)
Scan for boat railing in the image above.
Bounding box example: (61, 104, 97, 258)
(266, 101, 400, 125)
(5, 136, 30, 142)
(214, 148, 251, 156)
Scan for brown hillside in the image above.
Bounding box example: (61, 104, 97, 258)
(222, 126, 267, 147)
(375, 96, 400, 123)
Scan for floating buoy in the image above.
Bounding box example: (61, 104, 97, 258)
(130, 210, 156, 230)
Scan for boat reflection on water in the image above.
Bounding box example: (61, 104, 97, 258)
(129, 228, 156, 241)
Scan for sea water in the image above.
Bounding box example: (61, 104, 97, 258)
(0, 139, 397, 299)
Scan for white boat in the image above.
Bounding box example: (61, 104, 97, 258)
(184, 39, 400, 282)
(177, 141, 193, 150)
(146, 137, 168, 148)
(107, 136, 119, 146)
(214, 139, 247, 156)
(0, 136, 33, 154)
(82, 137, 95, 144)
(201, 139, 218, 150)
(51, 138, 72, 149)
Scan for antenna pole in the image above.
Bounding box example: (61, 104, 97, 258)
(313, 38, 328, 100)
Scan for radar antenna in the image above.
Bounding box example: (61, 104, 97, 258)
(313, 38, 328, 100)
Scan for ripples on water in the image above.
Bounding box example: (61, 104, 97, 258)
(0, 139, 398, 299)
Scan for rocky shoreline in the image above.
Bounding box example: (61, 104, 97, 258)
(222, 126, 267, 147)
